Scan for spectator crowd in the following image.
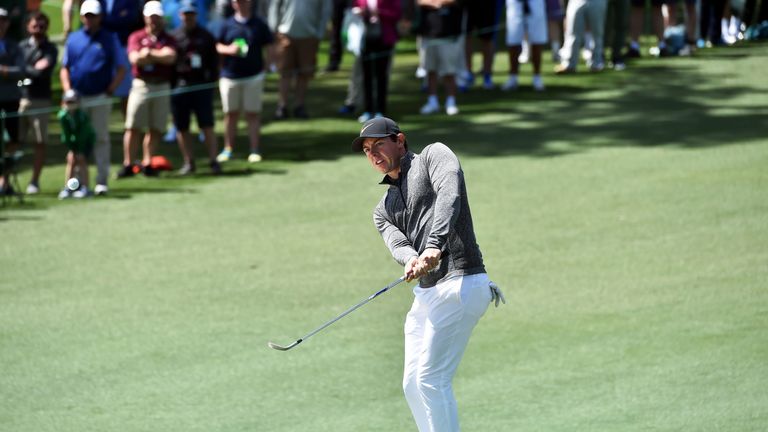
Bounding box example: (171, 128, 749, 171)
(0, 0, 765, 199)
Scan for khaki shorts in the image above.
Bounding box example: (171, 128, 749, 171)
(422, 37, 463, 77)
(19, 98, 51, 145)
(125, 79, 171, 131)
(275, 33, 319, 77)
(219, 74, 265, 114)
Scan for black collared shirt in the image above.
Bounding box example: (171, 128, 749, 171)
(172, 25, 219, 87)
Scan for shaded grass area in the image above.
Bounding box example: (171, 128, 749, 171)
(4, 41, 767, 212)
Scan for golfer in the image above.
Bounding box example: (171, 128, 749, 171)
(352, 117, 505, 432)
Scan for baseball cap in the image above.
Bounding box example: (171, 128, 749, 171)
(143, 1, 164, 17)
(63, 89, 79, 103)
(0, 8, 9, 18)
(352, 117, 403, 152)
(79, 0, 102, 15)
(179, 0, 198, 13)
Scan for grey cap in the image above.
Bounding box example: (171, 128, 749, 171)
(352, 117, 402, 152)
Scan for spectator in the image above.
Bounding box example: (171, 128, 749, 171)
(503, 0, 547, 90)
(699, 0, 726, 46)
(664, 0, 697, 55)
(171, 0, 221, 175)
(604, 0, 629, 69)
(555, 0, 607, 73)
(546, 0, 565, 62)
(353, 0, 401, 123)
(215, 0, 273, 164)
(119, 1, 177, 177)
(416, 0, 464, 116)
(627, 0, 664, 57)
(267, 0, 331, 120)
(62, 0, 142, 117)
(462, 0, 499, 90)
(326, 0, 349, 72)
(61, 0, 126, 195)
(338, 50, 362, 116)
(0, 0, 24, 39)
(0, 6, 24, 196)
(57, 89, 96, 199)
(18, 11, 57, 195)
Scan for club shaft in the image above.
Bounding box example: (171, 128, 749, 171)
(296, 275, 406, 344)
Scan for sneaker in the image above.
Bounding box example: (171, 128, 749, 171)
(357, 112, 372, 123)
(142, 165, 158, 177)
(58, 188, 71, 200)
(415, 66, 427, 79)
(247, 153, 262, 163)
(216, 148, 232, 162)
(532, 76, 545, 92)
(445, 104, 459, 116)
(274, 105, 289, 120)
(26, 182, 39, 195)
(293, 105, 309, 119)
(209, 160, 222, 175)
(419, 101, 440, 115)
(338, 104, 356, 115)
(178, 162, 195, 176)
(554, 64, 576, 75)
(482, 73, 494, 90)
(613, 61, 627, 71)
(501, 76, 518, 91)
(678, 44, 693, 56)
(374, 112, 384, 119)
(589, 62, 605, 72)
(116, 164, 135, 179)
(94, 184, 109, 195)
(72, 186, 91, 198)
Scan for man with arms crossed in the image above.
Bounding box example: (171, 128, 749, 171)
(351, 117, 505, 432)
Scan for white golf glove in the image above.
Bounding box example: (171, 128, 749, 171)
(489, 281, 506, 307)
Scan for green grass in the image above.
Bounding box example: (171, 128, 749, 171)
(1, 41, 767, 431)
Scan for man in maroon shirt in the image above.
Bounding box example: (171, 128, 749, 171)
(118, 1, 177, 177)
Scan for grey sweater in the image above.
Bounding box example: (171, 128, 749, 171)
(267, 0, 331, 39)
(373, 143, 485, 288)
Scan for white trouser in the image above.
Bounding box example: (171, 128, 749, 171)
(403, 273, 492, 432)
(561, 0, 608, 69)
(81, 94, 113, 186)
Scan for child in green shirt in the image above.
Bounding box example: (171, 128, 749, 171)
(58, 90, 95, 199)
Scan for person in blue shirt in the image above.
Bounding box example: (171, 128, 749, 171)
(60, 0, 126, 196)
(214, 0, 273, 164)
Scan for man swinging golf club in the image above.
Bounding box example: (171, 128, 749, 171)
(352, 117, 505, 432)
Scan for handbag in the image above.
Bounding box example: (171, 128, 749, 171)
(342, 9, 365, 56)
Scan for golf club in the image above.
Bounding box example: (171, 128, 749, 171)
(268, 275, 407, 351)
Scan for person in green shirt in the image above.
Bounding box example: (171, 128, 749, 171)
(58, 89, 95, 199)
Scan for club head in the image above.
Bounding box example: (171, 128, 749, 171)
(267, 339, 302, 351)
